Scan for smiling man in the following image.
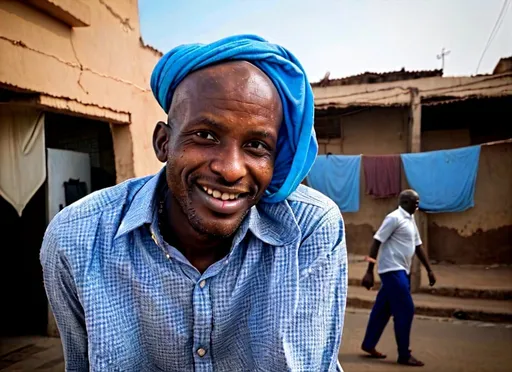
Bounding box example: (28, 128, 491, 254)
(41, 35, 347, 372)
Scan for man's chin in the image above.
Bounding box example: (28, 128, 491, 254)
(190, 221, 239, 239)
(188, 210, 248, 239)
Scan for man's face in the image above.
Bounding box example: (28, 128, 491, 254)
(401, 194, 420, 215)
(154, 62, 283, 238)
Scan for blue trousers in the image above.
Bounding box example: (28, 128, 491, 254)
(361, 270, 414, 360)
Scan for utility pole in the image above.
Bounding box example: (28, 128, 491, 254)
(437, 47, 451, 71)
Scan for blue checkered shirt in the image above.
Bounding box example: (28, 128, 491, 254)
(41, 168, 348, 372)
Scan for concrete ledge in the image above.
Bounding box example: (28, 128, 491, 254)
(348, 256, 512, 301)
(348, 278, 512, 301)
(421, 286, 512, 301)
(348, 286, 512, 324)
(24, 0, 90, 27)
(8, 93, 131, 124)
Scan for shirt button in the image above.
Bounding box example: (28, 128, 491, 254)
(197, 348, 207, 357)
(199, 280, 206, 289)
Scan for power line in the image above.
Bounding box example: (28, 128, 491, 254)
(475, 0, 511, 74)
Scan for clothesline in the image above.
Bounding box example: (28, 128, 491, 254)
(350, 136, 512, 157)
(305, 141, 503, 214)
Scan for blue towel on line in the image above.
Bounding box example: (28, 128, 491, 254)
(150, 34, 317, 203)
(400, 146, 481, 213)
(306, 155, 361, 212)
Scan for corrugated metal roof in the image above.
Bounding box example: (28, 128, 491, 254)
(312, 68, 443, 87)
(422, 92, 512, 106)
(493, 56, 512, 74)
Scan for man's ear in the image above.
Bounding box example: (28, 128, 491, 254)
(153, 121, 170, 163)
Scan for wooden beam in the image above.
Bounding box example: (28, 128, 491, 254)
(23, 0, 90, 27)
(410, 88, 421, 152)
(409, 88, 427, 293)
(8, 94, 131, 125)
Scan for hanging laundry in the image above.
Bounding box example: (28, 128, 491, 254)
(400, 146, 481, 213)
(306, 154, 361, 212)
(363, 155, 401, 198)
(0, 106, 46, 216)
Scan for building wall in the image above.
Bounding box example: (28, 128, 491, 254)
(421, 129, 471, 152)
(422, 135, 512, 264)
(317, 107, 409, 255)
(0, 0, 166, 182)
(420, 98, 512, 264)
(315, 103, 512, 264)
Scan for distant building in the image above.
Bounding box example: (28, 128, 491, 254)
(311, 61, 512, 275)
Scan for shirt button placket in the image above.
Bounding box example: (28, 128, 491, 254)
(193, 278, 213, 372)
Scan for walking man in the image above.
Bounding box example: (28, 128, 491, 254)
(361, 189, 436, 367)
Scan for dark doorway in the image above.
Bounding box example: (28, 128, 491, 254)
(0, 186, 47, 336)
(0, 111, 116, 337)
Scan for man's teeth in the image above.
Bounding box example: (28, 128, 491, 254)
(202, 186, 239, 200)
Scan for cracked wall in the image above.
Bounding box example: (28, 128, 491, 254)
(0, 0, 167, 181)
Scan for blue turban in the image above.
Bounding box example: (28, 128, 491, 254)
(150, 34, 317, 203)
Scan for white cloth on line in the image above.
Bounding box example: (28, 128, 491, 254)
(0, 105, 46, 216)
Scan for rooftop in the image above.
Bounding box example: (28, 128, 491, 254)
(311, 68, 444, 87)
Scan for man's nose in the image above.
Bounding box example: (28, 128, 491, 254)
(210, 144, 247, 183)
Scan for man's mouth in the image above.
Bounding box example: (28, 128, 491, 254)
(193, 183, 250, 215)
(200, 186, 241, 201)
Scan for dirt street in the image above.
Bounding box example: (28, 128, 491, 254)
(340, 310, 512, 372)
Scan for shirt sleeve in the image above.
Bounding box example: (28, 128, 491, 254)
(284, 206, 347, 371)
(40, 216, 89, 371)
(373, 215, 398, 244)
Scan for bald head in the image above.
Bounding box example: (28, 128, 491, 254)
(399, 189, 420, 215)
(399, 189, 419, 202)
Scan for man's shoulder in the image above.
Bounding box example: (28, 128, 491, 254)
(284, 185, 345, 272)
(43, 174, 154, 250)
(287, 184, 339, 212)
(385, 208, 402, 220)
(286, 184, 343, 236)
(376, 209, 403, 233)
(59, 175, 152, 222)
(258, 184, 342, 243)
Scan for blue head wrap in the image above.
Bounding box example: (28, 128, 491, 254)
(150, 34, 317, 203)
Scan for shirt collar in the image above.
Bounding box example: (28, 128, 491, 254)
(114, 167, 165, 239)
(115, 167, 299, 247)
(398, 206, 413, 219)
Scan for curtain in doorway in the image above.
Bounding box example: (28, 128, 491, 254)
(0, 106, 46, 216)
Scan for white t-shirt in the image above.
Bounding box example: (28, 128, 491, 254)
(374, 207, 422, 274)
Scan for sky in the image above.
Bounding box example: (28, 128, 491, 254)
(138, 0, 512, 82)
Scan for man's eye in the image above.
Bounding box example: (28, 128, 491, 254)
(246, 141, 267, 150)
(195, 131, 215, 141)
